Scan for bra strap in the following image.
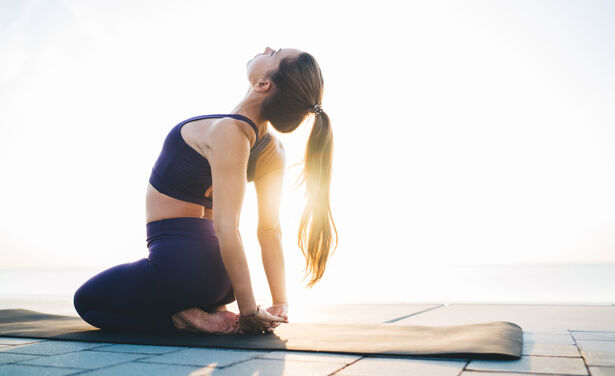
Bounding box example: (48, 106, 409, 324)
(202, 113, 260, 141)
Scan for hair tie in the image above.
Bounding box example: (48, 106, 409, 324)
(311, 103, 323, 115)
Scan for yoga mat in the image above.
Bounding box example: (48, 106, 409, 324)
(0, 309, 522, 359)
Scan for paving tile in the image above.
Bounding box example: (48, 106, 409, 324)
(257, 350, 361, 364)
(139, 348, 268, 367)
(189, 358, 345, 376)
(524, 333, 575, 345)
(573, 331, 615, 341)
(589, 366, 615, 376)
(18, 350, 148, 369)
(2, 340, 108, 355)
(77, 361, 203, 376)
(0, 337, 44, 346)
(522, 342, 581, 357)
(0, 364, 81, 376)
(395, 304, 615, 331)
(335, 356, 466, 376)
(0, 353, 41, 365)
(466, 355, 588, 375)
(90, 344, 184, 354)
(577, 339, 615, 366)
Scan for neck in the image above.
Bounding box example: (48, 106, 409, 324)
(230, 87, 268, 136)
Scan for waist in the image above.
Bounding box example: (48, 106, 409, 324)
(146, 216, 216, 249)
(146, 183, 213, 223)
(147, 216, 214, 236)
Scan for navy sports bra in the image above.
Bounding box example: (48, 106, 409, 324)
(149, 114, 272, 209)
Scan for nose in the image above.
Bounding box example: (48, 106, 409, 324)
(253, 47, 275, 60)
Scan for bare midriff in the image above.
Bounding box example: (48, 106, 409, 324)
(145, 183, 213, 224)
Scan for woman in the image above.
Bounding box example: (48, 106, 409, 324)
(73, 47, 338, 335)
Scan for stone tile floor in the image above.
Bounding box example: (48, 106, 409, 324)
(0, 303, 614, 375)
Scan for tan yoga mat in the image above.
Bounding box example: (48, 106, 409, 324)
(0, 309, 522, 359)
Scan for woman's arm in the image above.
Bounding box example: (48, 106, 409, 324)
(253, 138, 287, 305)
(209, 118, 257, 315)
(255, 168, 287, 305)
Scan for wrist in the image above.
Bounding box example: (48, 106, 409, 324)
(237, 295, 257, 316)
(240, 304, 261, 317)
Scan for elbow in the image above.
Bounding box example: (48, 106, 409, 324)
(257, 226, 282, 240)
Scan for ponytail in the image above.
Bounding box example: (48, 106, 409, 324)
(297, 110, 338, 288)
(260, 51, 338, 288)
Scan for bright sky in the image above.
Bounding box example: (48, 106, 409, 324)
(1, 0, 614, 302)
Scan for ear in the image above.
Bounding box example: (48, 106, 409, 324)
(255, 78, 272, 93)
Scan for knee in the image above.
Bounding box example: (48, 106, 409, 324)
(73, 283, 91, 317)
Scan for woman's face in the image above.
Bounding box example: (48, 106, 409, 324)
(246, 47, 302, 87)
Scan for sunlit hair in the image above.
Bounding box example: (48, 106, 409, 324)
(260, 52, 338, 288)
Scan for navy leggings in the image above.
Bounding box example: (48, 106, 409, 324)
(73, 217, 236, 334)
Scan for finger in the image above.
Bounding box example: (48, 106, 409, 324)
(267, 309, 278, 317)
(249, 314, 272, 328)
(268, 309, 283, 317)
(262, 312, 288, 323)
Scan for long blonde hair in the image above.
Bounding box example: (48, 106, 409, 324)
(260, 52, 338, 288)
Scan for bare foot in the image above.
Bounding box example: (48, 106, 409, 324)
(171, 307, 239, 335)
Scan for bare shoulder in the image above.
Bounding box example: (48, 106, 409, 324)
(208, 117, 257, 150)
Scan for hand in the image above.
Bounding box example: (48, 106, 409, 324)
(238, 305, 288, 334)
(264, 303, 289, 332)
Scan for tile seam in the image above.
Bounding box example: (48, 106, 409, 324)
(327, 354, 366, 376)
(382, 304, 446, 324)
(459, 358, 471, 375)
(14, 353, 153, 373)
(569, 329, 590, 376)
(1, 346, 107, 356)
